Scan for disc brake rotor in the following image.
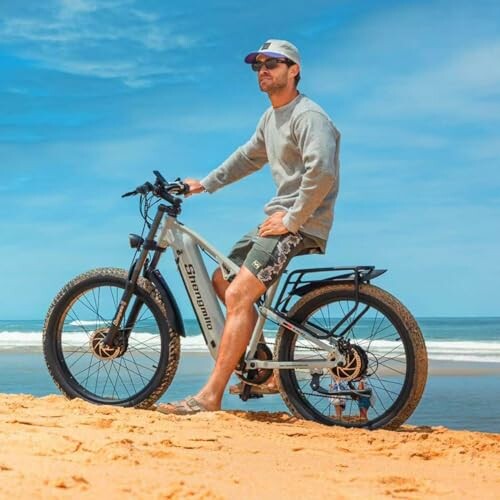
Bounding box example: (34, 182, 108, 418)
(89, 328, 125, 360)
(329, 344, 368, 382)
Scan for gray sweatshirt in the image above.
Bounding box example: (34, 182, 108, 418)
(201, 94, 340, 252)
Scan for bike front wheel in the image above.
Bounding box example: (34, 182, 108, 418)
(275, 283, 427, 429)
(43, 268, 180, 408)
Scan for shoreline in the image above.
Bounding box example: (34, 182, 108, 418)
(0, 350, 499, 433)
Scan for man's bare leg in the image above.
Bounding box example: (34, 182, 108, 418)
(190, 266, 266, 410)
(211, 268, 231, 302)
(212, 268, 277, 393)
(212, 268, 259, 337)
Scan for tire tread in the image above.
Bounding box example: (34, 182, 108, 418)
(43, 268, 180, 408)
(274, 283, 427, 429)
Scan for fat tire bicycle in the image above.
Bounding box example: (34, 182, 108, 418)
(43, 171, 428, 429)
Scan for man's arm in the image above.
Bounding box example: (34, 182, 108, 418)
(282, 110, 339, 233)
(198, 113, 269, 194)
(183, 178, 206, 196)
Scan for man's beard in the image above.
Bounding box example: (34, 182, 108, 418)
(259, 78, 287, 94)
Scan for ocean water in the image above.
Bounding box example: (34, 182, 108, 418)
(2, 317, 500, 363)
(0, 318, 499, 433)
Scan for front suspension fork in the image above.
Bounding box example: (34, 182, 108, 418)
(102, 207, 167, 347)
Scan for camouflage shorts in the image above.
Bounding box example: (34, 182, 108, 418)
(227, 227, 321, 287)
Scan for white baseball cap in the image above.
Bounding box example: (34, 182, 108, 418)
(244, 39, 301, 65)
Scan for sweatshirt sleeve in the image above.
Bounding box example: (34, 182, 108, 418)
(282, 111, 339, 233)
(200, 112, 268, 193)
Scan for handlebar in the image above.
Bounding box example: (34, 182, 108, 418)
(122, 171, 190, 206)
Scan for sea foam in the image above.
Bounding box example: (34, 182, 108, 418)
(1, 331, 499, 363)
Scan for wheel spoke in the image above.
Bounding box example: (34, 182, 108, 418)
(44, 274, 176, 405)
(276, 286, 423, 429)
(63, 341, 93, 362)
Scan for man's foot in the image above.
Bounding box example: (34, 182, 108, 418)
(155, 396, 211, 415)
(229, 381, 279, 395)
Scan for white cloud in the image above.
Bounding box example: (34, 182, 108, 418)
(367, 41, 500, 121)
(0, 1, 200, 87)
(58, 0, 99, 17)
(56, 0, 128, 18)
(305, 1, 500, 124)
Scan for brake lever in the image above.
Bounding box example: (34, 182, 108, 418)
(121, 190, 137, 198)
(136, 182, 154, 195)
(169, 178, 190, 195)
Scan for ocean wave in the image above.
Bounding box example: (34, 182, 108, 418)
(0, 332, 499, 362)
(0, 332, 43, 348)
(68, 320, 108, 326)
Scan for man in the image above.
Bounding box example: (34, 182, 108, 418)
(158, 39, 340, 414)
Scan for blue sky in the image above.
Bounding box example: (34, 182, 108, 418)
(0, 0, 499, 319)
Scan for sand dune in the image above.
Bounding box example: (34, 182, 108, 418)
(0, 394, 498, 499)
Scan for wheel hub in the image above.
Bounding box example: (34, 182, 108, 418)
(329, 344, 368, 382)
(89, 328, 125, 360)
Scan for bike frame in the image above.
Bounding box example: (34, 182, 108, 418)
(115, 202, 345, 373)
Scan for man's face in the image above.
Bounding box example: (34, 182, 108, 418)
(255, 55, 296, 94)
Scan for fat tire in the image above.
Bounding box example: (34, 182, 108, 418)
(43, 268, 180, 408)
(274, 283, 427, 429)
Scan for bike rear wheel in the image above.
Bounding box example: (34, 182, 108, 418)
(43, 268, 180, 408)
(275, 283, 427, 429)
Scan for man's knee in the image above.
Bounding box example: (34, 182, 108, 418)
(225, 268, 266, 311)
(225, 284, 253, 312)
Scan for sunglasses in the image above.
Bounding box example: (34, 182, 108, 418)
(251, 58, 294, 72)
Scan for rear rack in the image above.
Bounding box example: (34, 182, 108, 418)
(274, 266, 386, 338)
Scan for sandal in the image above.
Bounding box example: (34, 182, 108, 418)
(154, 396, 210, 415)
(229, 381, 279, 395)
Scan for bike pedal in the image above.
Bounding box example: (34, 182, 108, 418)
(247, 393, 263, 400)
(238, 383, 263, 401)
(238, 391, 264, 401)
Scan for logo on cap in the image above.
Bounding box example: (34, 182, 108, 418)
(260, 42, 271, 50)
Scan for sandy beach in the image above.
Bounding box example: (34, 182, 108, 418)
(0, 394, 498, 499)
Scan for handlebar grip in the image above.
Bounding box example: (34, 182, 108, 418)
(168, 181, 190, 196)
(180, 181, 191, 195)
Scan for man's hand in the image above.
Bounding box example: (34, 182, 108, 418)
(183, 178, 206, 197)
(259, 211, 289, 237)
